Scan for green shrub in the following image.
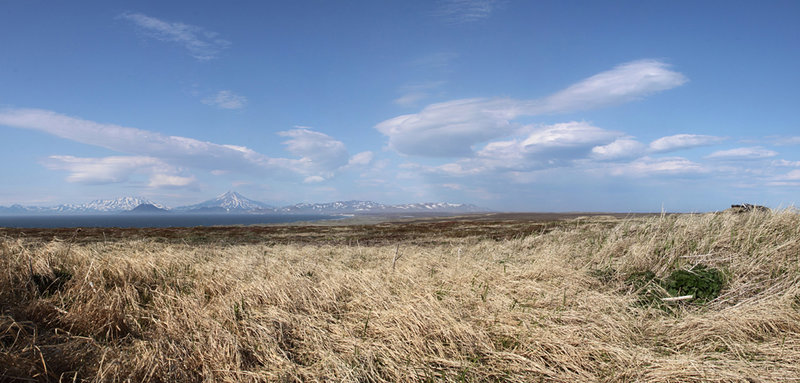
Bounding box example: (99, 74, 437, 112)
(663, 264, 725, 303)
(626, 264, 725, 307)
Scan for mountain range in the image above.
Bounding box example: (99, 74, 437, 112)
(0, 191, 488, 215)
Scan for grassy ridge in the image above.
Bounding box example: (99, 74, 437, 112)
(1, 211, 799, 382)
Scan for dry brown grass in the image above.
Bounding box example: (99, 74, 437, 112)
(2, 211, 800, 382)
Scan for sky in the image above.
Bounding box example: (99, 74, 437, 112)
(1, 0, 799, 212)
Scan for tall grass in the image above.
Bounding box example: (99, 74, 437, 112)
(2, 211, 800, 382)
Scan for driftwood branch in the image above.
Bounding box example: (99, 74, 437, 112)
(391, 244, 402, 272)
(661, 295, 694, 302)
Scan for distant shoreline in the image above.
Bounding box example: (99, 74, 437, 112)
(0, 213, 338, 229)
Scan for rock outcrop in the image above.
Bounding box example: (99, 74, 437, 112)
(726, 204, 770, 213)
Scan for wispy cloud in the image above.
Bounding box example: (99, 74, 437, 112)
(591, 139, 647, 160)
(303, 176, 325, 184)
(202, 90, 247, 109)
(410, 52, 459, 69)
(772, 159, 800, 167)
(776, 170, 800, 181)
(376, 59, 688, 157)
(706, 146, 778, 160)
(394, 81, 446, 107)
(769, 136, 800, 146)
(42, 155, 169, 184)
(528, 60, 688, 114)
(589, 133, 727, 161)
(649, 134, 727, 153)
(435, 0, 503, 24)
(120, 12, 230, 60)
(0, 108, 363, 187)
(393, 93, 428, 107)
(608, 156, 707, 177)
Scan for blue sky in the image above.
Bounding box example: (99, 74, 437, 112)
(1, 0, 799, 211)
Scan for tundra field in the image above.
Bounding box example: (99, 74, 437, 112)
(1, 211, 800, 382)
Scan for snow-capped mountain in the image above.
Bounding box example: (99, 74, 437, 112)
(176, 191, 275, 212)
(279, 200, 487, 214)
(392, 202, 487, 213)
(0, 197, 165, 214)
(0, 192, 489, 216)
(279, 200, 389, 213)
(0, 204, 35, 214)
(79, 197, 166, 212)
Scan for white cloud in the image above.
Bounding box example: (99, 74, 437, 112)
(303, 176, 325, 184)
(376, 98, 518, 157)
(148, 174, 197, 188)
(347, 151, 374, 167)
(772, 159, 800, 167)
(43, 156, 165, 184)
(435, 0, 502, 23)
(0, 108, 355, 183)
(202, 90, 247, 109)
(767, 169, 800, 187)
(120, 12, 230, 60)
(43, 155, 167, 184)
(529, 60, 688, 114)
(609, 156, 706, 177)
(375, 59, 687, 157)
(418, 122, 622, 176)
(475, 122, 622, 168)
(591, 138, 646, 160)
(278, 128, 350, 174)
(649, 134, 726, 153)
(43, 155, 198, 189)
(706, 146, 778, 160)
(519, 122, 621, 151)
(781, 170, 800, 180)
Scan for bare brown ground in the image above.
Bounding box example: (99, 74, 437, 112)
(1, 211, 799, 382)
(0, 212, 646, 246)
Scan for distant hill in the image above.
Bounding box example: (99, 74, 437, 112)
(126, 203, 170, 214)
